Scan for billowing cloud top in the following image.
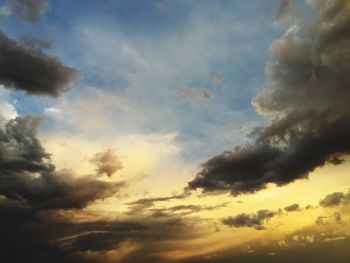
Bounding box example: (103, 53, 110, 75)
(0, 116, 125, 210)
(188, 0, 350, 195)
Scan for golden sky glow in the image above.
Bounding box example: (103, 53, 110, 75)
(1, 0, 350, 262)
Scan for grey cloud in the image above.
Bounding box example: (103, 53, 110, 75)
(0, 116, 124, 210)
(0, 170, 125, 210)
(184, 217, 350, 263)
(57, 217, 195, 254)
(127, 192, 189, 206)
(319, 190, 350, 207)
(89, 149, 123, 177)
(222, 209, 277, 230)
(221, 202, 307, 230)
(188, 0, 350, 195)
(63, 231, 131, 252)
(0, 200, 84, 263)
(0, 115, 201, 262)
(169, 203, 227, 213)
(320, 192, 345, 207)
(0, 115, 53, 174)
(0, 30, 79, 97)
(0, 198, 200, 263)
(284, 203, 300, 212)
(150, 205, 205, 217)
(148, 203, 228, 218)
(0, 114, 167, 263)
(125, 192, 190, 216)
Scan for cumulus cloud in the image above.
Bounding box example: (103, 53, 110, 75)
(0, 86, 18, 121)
(319, 190, 350, 207)
(0, 116, 124, 210)
(1, 169, 125, 210)
(222, 209, 277, 230)
(0, 114, 205, 263)
(0, 31, 79, 97)
(188, 0, 350, 195)
(0, 112, 204, 263)
(0, 116, 53, 174)
(0, 115, 169, 263)
(222, 202, 308, 231)
(89, 149, 123, 177)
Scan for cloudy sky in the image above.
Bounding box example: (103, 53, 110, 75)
(1, 0, 350, 262)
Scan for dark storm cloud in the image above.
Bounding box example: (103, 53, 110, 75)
(0, 116, 125, 210)
(0, 115, 53, 174)
(222, 209, 277, 230)
(0, 170, 125, 210)
(0, 199, 199, 263)
(8, 0, 49, 22)
(188, 0, 350, 195)
(0, 115, 201, 263)
(0, 31, 79, 97)
(284, 203, 300, 212)
(319, 190, 350, 207)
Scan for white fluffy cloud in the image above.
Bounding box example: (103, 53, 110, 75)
(0, 85, 17, 121)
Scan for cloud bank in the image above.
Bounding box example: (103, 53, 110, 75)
(0, 116, 124, 210)
(319, 190, 350, 207)
(222, 209, 277, 230)
(188, 0, 350, 195)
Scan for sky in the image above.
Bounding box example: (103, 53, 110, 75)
(1, 0, 350, 262)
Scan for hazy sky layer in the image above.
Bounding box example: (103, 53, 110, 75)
(1, 0, 350, 262)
